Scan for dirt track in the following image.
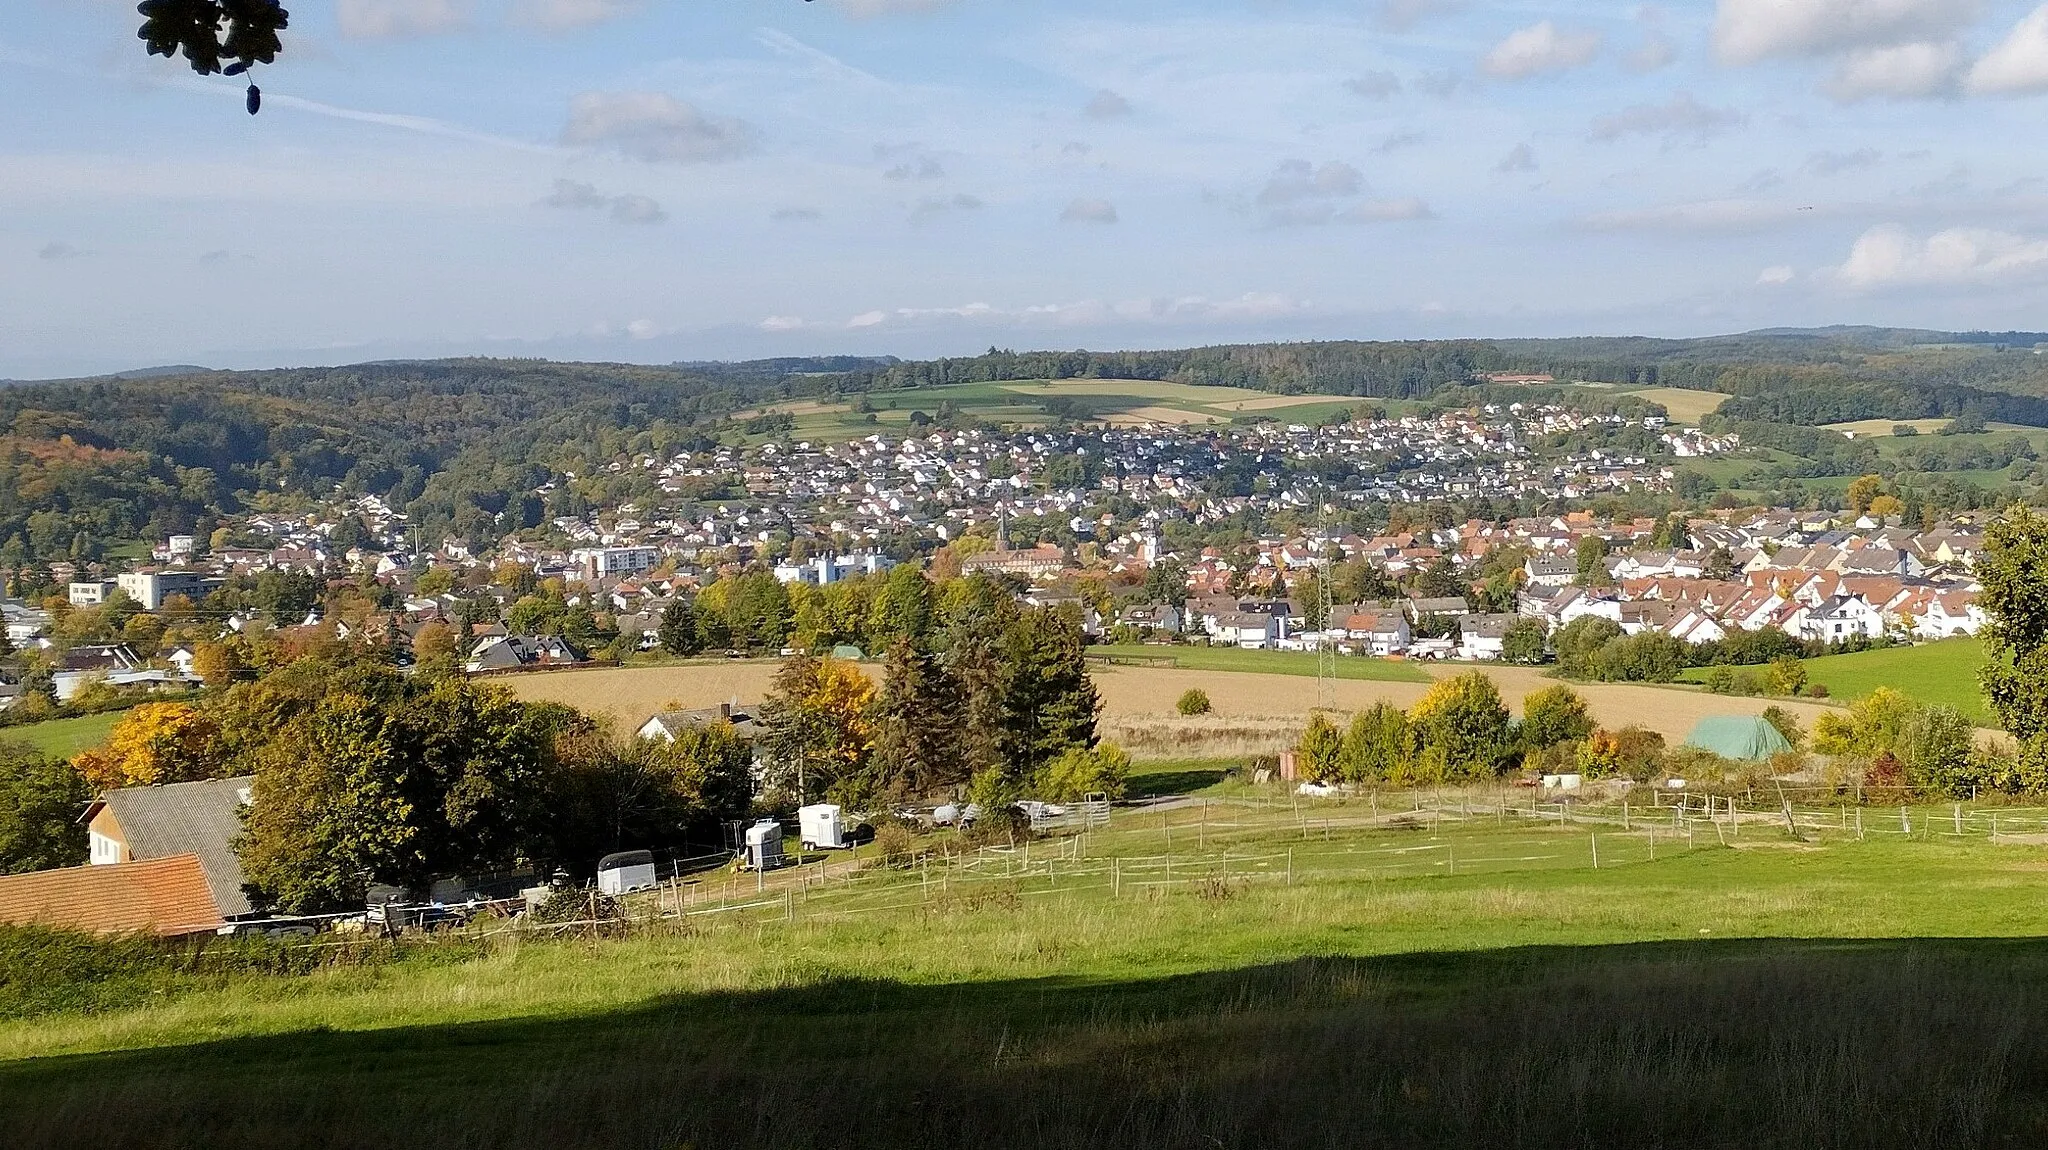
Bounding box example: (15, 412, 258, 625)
(508, 660, 1835, 746)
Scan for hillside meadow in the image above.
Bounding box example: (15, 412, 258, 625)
(9, 796, 2048, 1148)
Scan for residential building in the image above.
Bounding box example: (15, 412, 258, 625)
(116, 570, 211, 611)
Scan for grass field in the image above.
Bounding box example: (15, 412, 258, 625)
(13, 791, 2048, 1147)
(736, 378, 1369, 444)
(1804, 638, 1992, 724)
(0, 710, 126, 758)
(1678, 639, 1992, 724)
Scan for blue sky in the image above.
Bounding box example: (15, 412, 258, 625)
(6, 0, 2048, 378)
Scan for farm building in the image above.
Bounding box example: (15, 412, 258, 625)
(0, 776, 259, 936)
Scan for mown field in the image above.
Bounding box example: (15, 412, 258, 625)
(0, 711, 128, 758)
(1677, 639, 1993, 726)
(10, 791, 2048, 1148)
(735, 377, 1369, 443)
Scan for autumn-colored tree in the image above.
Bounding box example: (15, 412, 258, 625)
(193, 638, 250, 688)
(759, 654, 878, 803)
(413, 620, 461, 675)
(72, 702, 227, 791)
(1846, 474, 1885, 517)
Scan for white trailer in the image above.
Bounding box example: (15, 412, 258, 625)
(799, 804, 848, 850)
(596, 850, 657, 895)
(744, 820, 786, 871)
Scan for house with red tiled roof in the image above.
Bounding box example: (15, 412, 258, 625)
(0, 855, 226, 937)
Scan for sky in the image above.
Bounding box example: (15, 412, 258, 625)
(6, 0, 2048, 378)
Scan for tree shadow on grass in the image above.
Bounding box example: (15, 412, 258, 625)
(1125, 768, 1231, 799)
(7, 937, 2048, 1150)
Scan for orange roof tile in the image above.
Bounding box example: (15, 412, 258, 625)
(0, 855, 224, 937)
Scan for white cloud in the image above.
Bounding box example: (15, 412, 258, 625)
(830, 0, 955, 16)
(1347, 71, 1402, 99)
(1340, 198, 1433, 223)
(1482, 22, 1603, 81)
(1969, 6, 2048, 95)
(561, 92, 758, 163)
(1375, 0, 1463, 34)
(1805, 148, 1883, 175)
(1713, 0, 1976, 65)
(1061, 198, 1119, 224)
(37, 242, 84, 261)
(910, 194, 983, 224)
(1252, 160, 1428, 226)
(759, 316, 806, 332)
(1590, 92, 1748, 145)
(609, 195, 666, 225)
(1757, 265, 1796, 284)
(541, 179, 608, 209)
(847, 310, 889, 328)
(1576, 199, 1800, 232)
(337, 0, 471, 40)
(626, 319, 662, 340)
(1628, 35, 1677, 73)
(1084, 90, 1133, 120)
(1257, 160, 1364, 206)
(539, 179, 665, 225)
(1825, 40, 1964, 100)
(512, 0, 645, 33)
(1835, 223, 2048, 288)
(1496, 143, 1538, 173)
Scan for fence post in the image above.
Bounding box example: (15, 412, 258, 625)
(1901, 806, 1911, 835)
(1955, 803, 1964, 836)
(1624, 802, 1630, 831)
(1648, 825, 1656, 860)
(1590, 834, 1598, 870)
(1856, 807, 1864, 840)
(1287, 847, 1294, 887)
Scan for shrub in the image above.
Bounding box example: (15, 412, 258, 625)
(1705, 666, 1737, 695)
(1296, 713, 1344, 783)
(1768, 657, 1809, 697)
(1807, 683, 1830, 699)
(1577, 726, 1666, 781)
(872, 822, 918, 867)
(1339, 702, 1413, 784)
(1410, 673, 1516, 780)
(1760, 706, 1807, 751)
(1034, 743, 1132, 801)
(1522, 686, 1595, 751)
(1176, 688, 1213, 716)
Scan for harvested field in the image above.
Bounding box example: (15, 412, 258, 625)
(1102, 406, 1225, 426)
(1823, 418, 1951, 438)
(1211, 393, 1357, 412)
(1623, 387, 1730, 424)
(509, 661, 1837, 754)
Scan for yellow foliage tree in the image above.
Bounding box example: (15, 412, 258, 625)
(72, 702, 225, 791)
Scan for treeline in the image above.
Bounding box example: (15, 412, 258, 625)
(840, 341, 1491, 399)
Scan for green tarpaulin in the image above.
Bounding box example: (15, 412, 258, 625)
(1682, 716, 1793, 761)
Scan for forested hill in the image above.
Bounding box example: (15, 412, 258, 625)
(4, 328, 2048, 566)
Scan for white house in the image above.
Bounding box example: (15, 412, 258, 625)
(1458, 614, 1517, 662)
(1212, 612, 1277, 650)
(1793, 595, 1886, 643)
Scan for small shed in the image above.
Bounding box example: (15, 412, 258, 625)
(1682, 716, 1793, 761)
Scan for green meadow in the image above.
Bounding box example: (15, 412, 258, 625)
(11, 791, 2048, 1148)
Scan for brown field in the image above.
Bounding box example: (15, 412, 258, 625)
(1823, 417, 1951, 438)
(507, 661, 1837, 754)
(1625, 387, 1731, 425)
(1102, 406, 1226, 427)
(1210, 393, 1357, 412)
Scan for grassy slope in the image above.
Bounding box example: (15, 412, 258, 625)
(1806, 638, 1990, 723)
(0, 710, 125, 758)
(12, 800, 2048, 1146)
(1090, 644, 1434, 683)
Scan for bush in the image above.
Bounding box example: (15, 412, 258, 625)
(1807, 683, 1830, 699)
(1577, 726, 1666, 781)
(1034, 743, 1132, 801)
(872, 822, 918, 867)
(1176, 688, 1213, 716)
(1761, 706, 1807, 751)
(1768, 657, 1809, 697)
(1521, 686, 1594, 751)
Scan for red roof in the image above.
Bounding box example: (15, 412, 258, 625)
(0, 855, 224, 937)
